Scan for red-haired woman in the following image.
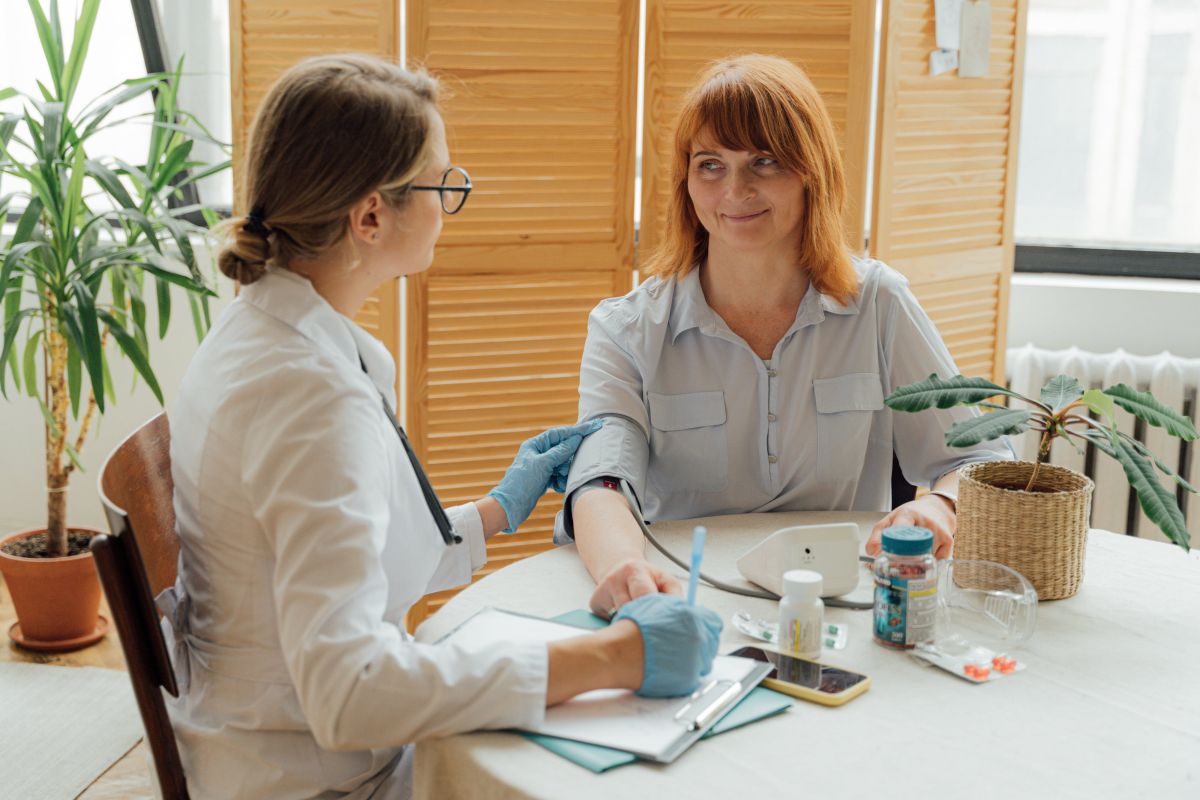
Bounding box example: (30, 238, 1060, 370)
(558, 54, 1012, 614)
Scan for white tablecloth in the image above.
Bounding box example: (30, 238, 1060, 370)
(413, 511, 1200, 799)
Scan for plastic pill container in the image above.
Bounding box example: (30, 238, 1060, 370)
(873, 526, 937, 649)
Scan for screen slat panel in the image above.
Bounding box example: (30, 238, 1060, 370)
(871, 0, 1028, 384)
(229, 0, 400, 355)
(405, 1, 637, 628)
(640, 0, 877, 260)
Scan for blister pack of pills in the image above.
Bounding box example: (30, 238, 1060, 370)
(732, 611, 848, 650)
(911, 644, 1025, 683)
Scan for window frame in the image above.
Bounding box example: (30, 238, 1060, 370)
(1015, 244, 1200, 281)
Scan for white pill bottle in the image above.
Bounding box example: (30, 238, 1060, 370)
(778, 569, 824, 659)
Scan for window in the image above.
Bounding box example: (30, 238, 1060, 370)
(1015, 0, 1200, 277)
(0, 1, 232, 213)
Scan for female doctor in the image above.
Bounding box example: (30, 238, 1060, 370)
(163, 54, 721, 800)
(559, 55, 1013, 614)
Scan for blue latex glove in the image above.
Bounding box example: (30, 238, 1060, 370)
(613, 594, 723, 697)
(487, 420, 603, 532)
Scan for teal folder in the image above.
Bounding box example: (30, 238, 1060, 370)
(517, 610, 794, 773)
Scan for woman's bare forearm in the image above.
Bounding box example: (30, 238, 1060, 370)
(572, 487, 646, 584)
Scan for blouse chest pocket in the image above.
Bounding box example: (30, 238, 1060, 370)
(647, 391, 728, 493)
(814, 374, 884, 483)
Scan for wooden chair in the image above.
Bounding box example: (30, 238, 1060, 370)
(94, 412, 189, 800)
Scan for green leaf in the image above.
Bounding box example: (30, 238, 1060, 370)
(944, 408, 1032, 448)
(61, 0, 101, 109)
(1077, 429, 1117, 458)
(187, 292, 207, 342)
(1115, 430, 1199, 494)
(27, 0, 64, 98)
(1111, 436, 1190, 551)
(84, 158, 137, 210)
(886, 374, 1026, 413)
(1040, 374, 1084, 413)
(176, 159, 233, 190)
(155, 275, 171, 339)
(62, 136, 86, 237)
(0, 88, 16, 103)
(152, 139, 194, 192)
(38, 101, 64, 163)
(144, 253, 213, 294)
(1082, 388, 1116, 426)
(69, 276, 105, 407)
(98, 309, 162, 404)
(76, 81, 158, 142)
(63, 441, 84, 472)
(1104, 383, 1199, 441)
(12, 196, 43, 244)
(66, 338, 80, 417)
(1, 309, 37, 395)
(4, 338, 20, 394)
(21, 328, 42, 398)
(36, 394, 61, 439)
(101, 345, 115, 404)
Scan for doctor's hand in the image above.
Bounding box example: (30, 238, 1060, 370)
(487, 420, 604, 533)
(866, 493, 957, 560)
(590, 558, 682, 619)
(613, 594, 723, 697)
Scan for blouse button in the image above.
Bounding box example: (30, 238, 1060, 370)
(766, 368, 778, 378)
(768, 454, 779, 464)
(767, 413, 777, 422)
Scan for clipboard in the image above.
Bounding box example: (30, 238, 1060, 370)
(436, 607, 772, 763)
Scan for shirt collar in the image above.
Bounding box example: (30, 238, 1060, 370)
(238, 268, 396, 401)
(668, 265, 861, 343)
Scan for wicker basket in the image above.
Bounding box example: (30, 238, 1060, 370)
(955, 461, 1095, 600)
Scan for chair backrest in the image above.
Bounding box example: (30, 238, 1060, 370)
(94, 412, 189, 800)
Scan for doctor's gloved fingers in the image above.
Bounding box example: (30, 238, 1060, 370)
(536, 436, 584, 480)
(614, 594, 725, 697)
(526, 420, 604, 452)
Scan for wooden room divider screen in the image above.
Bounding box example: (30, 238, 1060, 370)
(229, 0, 403, 371)
(640, 0, 877, 257)
(229, 0, 1028, 627)
(870, 0, 1028, 383)
(401, 0, 639, 622)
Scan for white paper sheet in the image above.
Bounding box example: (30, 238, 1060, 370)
(930, 48, 960, 77)
(934, 0, 963, 50)
(959, 0, 992, 78)
(440, 608, 764, 758)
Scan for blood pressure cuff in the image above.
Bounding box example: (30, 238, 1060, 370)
(553, 414, 649, 544)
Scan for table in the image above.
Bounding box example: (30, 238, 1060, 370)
(413, 511, 1200, 800)
(0, 576, 154, 800)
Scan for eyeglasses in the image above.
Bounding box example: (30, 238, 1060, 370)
(410, 166, 472, 214)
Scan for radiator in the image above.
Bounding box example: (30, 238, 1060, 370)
(1005, 345, 1200, 549)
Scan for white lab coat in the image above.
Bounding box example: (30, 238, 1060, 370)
(161, 268, 547, 799)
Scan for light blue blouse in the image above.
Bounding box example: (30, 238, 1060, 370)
(556, 257, 1013, 541)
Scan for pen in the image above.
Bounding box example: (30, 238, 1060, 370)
(687, 525, 706, 606)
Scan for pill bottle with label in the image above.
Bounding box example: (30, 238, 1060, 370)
(778, 569, 824, 659)
(873, 526, 937, 649)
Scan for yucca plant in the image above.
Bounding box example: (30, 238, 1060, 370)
(885, 374, 1198, 551)
(0, 0, 228, 557)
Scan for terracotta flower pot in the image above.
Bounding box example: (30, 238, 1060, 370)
(0, 527, 108, 651)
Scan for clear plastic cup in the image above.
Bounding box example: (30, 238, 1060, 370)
(933, 559, 1038, 658)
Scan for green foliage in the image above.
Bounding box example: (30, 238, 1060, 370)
(885, 372, 1198, 552)
(0, 0, 229, 416)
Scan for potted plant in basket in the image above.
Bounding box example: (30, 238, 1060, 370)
(886, 373, 1197, 599)
(0, 0, 227, 650)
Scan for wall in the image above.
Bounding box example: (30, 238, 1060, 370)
(0, 250, 233, 536)
(1006, 273, 1200, 359)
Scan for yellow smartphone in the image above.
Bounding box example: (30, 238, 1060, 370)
(729, 646, 871, 707)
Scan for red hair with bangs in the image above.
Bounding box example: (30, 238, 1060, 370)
(642, 54, 857, 305)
